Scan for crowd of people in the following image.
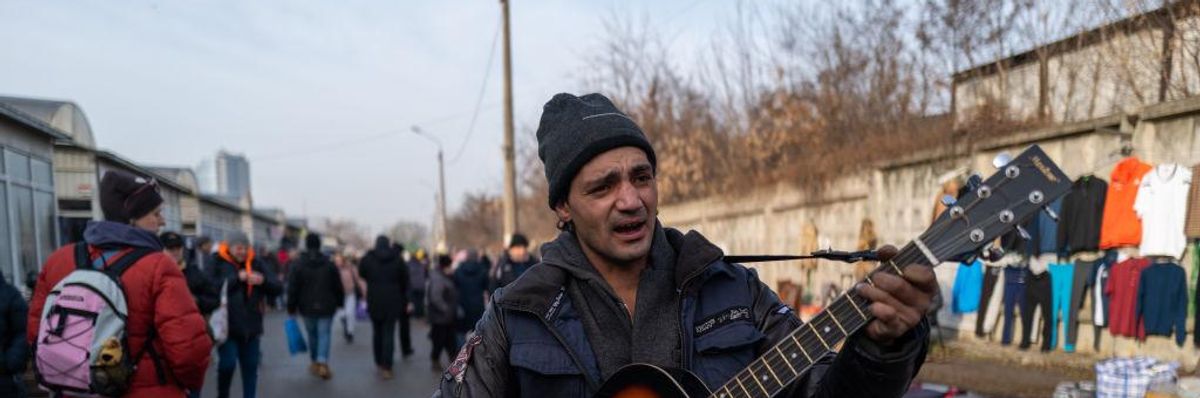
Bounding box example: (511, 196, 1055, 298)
(0, 168, 543, 398)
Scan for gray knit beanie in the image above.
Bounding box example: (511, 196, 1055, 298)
(536, 93, 657, 209)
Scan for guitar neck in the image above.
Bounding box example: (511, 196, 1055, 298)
(710, 242, 932, 398)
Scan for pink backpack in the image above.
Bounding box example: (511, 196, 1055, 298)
(33, 243, 163, 397)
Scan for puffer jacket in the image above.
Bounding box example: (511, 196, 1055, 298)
(288, 251, 344, 317)
(0, 278, 27, 397)
(207, 245, 282, 341)
(359, 239, 408, 319)
(426, 269, 458, 327)
(435, 226, 928, 398)
(27, 221, 212, 397)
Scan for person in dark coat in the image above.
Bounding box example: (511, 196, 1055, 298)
(0, 276, 28, 398)
(208, 232, 283, 398)
(358, 236, 411, 380)
(287, 233, 344, 380)
(452, 250, 489, 338)
(391, 242, 414, 358)
(426, 254, 458, 372)
(489, 233, 538, 293)
(161, 231, 219, 316)
(408, 249, 429, 318)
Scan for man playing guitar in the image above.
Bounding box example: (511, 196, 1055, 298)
(434, 93, 937, 398)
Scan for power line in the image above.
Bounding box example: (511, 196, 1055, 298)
(449, 13, 502, 165)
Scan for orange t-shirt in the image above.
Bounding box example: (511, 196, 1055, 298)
(1100, 157, 1153, 248)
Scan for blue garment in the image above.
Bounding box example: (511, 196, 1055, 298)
(303, 316, 334, 363)
(1048, 263, 1074, 350)
(82, 220, 163, 250)
(453, 258, 489, 334)
(1023, 198, 1064, 256)
(1137, 262, 1188, 346)
(1001, 266, 1026, 345)
(217, 337, 262, 398)
(952, 260, 984, 313)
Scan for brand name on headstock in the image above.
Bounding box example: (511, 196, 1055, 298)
(1032, 156, 1059, 183)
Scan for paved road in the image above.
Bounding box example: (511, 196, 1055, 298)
(201, 311, 444, 398)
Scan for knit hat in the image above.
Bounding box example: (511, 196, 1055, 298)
(509, 233, 529, 249)
(227, 231, 250, 247)
(305, 233, 322, 251)
(159, 231, 184, 249)
(99, 170, 164, 222)
(536, 93, 656, 209)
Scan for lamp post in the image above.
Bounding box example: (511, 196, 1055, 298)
(412, 126, 448, 251)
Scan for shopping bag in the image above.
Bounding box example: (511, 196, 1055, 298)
(284, 317, 308, 355)
(209, 280, 229, 345)
(356, 301, 369, 321)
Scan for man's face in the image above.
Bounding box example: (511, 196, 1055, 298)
(231, 244, 249, 262)
(132, 205, 165, 233)
(200, 242, 213, 253)
(555, 146, 658, 267)
(508, 245, 528, 262)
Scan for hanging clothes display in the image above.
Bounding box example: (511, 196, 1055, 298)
(1105, 257, 1150, 339)
(1058, 175, 1108, 255)
(1133, 164, 1193, 258)
(1020, 267, 1054, 351)
(1000, 263, 1026, 346)
(1027, 197, 1063, 256)
(1100, 157, 1153, 249)
(952, 259, 983, 314)
(1136, 261, 1188, 346)
(1063, 254, 1096, 353)
(1184, 164, 1200, 239)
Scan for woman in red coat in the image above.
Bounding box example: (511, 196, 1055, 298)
(27, 171, 213, 398)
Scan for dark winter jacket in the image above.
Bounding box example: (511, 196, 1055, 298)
(29, 221, 212, 396)
(359, 239, 409, 319)
(434, 226, 928, 398)
(1058, 176, 1108, 255)
(183, 262, 220, 316)
(0, 278, 27, 396)
(207, 246, 283, 341)
(489, 252, 538, 293)
(288, 251, 345, 317)
(453, 255, 489, 333)
(427, 269, 459, 326)
(409, 259, 429, 292)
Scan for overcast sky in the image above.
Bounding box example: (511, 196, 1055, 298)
(0, 0, 735, 232)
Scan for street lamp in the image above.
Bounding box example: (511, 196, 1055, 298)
(411, 125, 448, 252)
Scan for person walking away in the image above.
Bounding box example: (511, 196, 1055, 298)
(28, 171, 212, 398)
(333, 252, 365, 343)
(162, 232, 219, 316)
(194, 236, 214, 272)
(392, 242, 415, 358)
(0, 272, 28, 397)
(427, 255, 458, 372)
(208, 232, 282, 398)
(287, 234, 344, 380)
(358, 236, 410, 379)
(453, 250, 489, 340)
(490, 233, 538, 293)
(408, 249, 429, 318)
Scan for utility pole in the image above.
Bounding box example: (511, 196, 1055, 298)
(412, 126, 448, 251)
(500, 0, 518, 244)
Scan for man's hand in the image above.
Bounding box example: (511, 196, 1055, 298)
(854, 244, 939, 346)
(247, 272, 265, 286)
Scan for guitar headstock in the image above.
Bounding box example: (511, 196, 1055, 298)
(917, 145, 1071, 264)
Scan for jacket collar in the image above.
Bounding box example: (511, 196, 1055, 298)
(82, 221, 162, 251)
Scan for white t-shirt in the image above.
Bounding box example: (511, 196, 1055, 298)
(1133, 164, 1193, 258)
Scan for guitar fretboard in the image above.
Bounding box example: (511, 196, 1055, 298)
(710, 242, 929, 398)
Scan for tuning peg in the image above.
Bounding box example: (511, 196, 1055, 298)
(1042, 206, 1059, 222)
(940, 194, 957, 207)
(993, 152, 1013, 169)
(1015, 225, 1031, 240)
(966, 174, 983, 191)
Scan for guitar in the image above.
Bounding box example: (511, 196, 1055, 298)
(594, 145, 1072, 398)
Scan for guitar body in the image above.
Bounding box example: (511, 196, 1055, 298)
(594, 364, 711, 398)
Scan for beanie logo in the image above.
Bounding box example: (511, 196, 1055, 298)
(581, 112, 634, 122)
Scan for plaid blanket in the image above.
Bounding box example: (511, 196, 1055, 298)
(1096, 357, 1178, 398)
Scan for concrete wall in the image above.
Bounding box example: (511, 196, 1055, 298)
(659, 97, 1200, 368)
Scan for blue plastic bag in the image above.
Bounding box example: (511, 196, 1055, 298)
(284, 317, 307, 355)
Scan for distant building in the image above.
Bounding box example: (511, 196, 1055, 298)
(0, 99, 70, 285)
(217, 150, 250, 199)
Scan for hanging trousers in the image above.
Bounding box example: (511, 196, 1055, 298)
(1048, 263, 1074, 351)
(1064, 259, 1095, 352)
(1000, 266, 1026, 345)
(975, 265, 1003, 337)
(1020, 269, 1054, 351)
